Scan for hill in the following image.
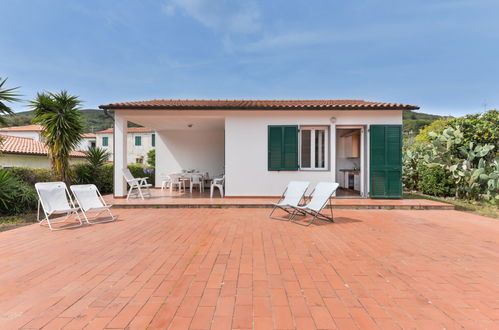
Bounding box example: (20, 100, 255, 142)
(2, 109, 115, 133)
(2, 108, 443, 136)
(403, 110, 446, 137)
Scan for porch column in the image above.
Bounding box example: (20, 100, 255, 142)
(114, 113, 128, 197)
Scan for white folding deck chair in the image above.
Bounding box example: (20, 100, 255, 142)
(123, 168, 152, 200)
(70, 184, 116, 224)
(269, 181, 310, 221)
(35, 182, 83, 231)
(288, 182, 339, 226)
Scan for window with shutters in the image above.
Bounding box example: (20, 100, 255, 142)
(299, 126, 328, 170)
(135, 136, 142, 146)
(268, 125, 329, 171)
(151, 134, 155, 147)
(102, 136, 109, 147)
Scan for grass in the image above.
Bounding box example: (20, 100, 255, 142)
(0, 213, 37, 231)
(404, 192, 499, 219)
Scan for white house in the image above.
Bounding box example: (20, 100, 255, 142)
(0, 124, 44, 141)
(0, 134, 86, 168)
(95, 127, 155, 165)
(99, 99, 419, 198)
(0, 125, 96, 151)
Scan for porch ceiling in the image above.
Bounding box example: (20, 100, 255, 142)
(123, 115, 225, 131)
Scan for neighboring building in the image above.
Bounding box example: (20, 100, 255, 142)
(100, 99, 419, 198)
(95, 127, 155, 165)
(0, 124, 43, 141)
(0, 134, 86, 168)
(77, 133, 97, 151)
(0, 125, 97, 151)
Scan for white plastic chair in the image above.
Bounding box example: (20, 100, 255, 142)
(169, 174, 186, 193)
(269, 181, 310, 221)
(160, 174, 171, 191)
(123, 168, 152, 200)
(288, 182, 339, 226)
(35, 182, 83, 231)
(70, 184, 116, 224)
(210, 175, 225, 198)
(190, 174, 204, 193)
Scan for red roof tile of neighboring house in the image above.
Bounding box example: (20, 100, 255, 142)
(82, 133, 96, 138)
(0, 135, 86, 157)
(96, 127, 153, 134)
(0, 124, 43, 132)
(100, 99, 419, 110)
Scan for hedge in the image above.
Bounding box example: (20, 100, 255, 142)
(1, 164, 155, 215)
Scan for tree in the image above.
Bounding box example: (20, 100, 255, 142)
(0, 77, 21, 126)
(147, 149, 155, 167)
(31, 91, 85, 184)
(86, 147, 110, 169)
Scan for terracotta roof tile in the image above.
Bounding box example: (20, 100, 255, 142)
(96, 127, 153, 134)
(82, 133, 96, 138)
(0, 124, 43, 132)
(0, 135, 86, 158)
(99, 99, 419, 110)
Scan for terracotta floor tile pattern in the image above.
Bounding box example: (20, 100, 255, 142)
(103, 190, 453, 210)
(0, 208, 497, 329)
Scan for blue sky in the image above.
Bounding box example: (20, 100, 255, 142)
(1, 0, 498, 116)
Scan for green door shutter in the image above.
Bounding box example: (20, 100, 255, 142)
(268, 125, 299, 171)
(370, 125, 402, 198)
(268, 126, 283, 170)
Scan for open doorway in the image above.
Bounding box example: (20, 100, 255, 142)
(336, 127, 364, 197)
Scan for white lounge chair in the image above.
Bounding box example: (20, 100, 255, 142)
(35, 182, 83, 231)
(210, 175, 224, 198)
(123, 168, 152, 200)
(269, 181, 310, 221)
(288, 182, 339, 226)
(70, 184, 116, 224)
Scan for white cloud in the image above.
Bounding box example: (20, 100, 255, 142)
(162, 0, 261, 34)
(243, 31, 332, 52)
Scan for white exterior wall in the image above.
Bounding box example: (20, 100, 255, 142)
(0, 154, 84, 168)
(224, 110, 402, 196)
(96, 132, 155, 164)
(0, 131, 42, 141)
(155, 129, 224, 183)
(75, 137, 96, 151)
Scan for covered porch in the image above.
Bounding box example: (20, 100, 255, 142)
(112, 110, 225, 198)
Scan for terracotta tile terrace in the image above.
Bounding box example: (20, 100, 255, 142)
(104, 190, 454, 210)
(0, 208, 497, 329)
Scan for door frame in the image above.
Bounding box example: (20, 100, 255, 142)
(334, 125, 367, 198)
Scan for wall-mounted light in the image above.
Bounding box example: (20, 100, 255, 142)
(330, 117, 336, 124)
(187, 124, 193, 128)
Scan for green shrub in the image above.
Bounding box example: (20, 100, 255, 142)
(417, 166, 455, 197)
(71, 163, 114, 194)
(4, 167, 54, 186)
(0, 170, 37, 215)
(147, 149, 155, 167)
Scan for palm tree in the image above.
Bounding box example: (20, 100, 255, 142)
(31, 91, 85, 184)
(86, 147, 110, 169)
(0, 78, 21, 125)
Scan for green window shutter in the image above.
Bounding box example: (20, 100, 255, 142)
(102, 136, 108, 146)
(135, 136, 142, 146)
(282, 126, 299, 170)
(268, 125, 298, 171)
(152, 134, 155, 147)
(369, 125, 402, 198)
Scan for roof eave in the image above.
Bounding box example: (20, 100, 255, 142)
(99, 105, 419, 111)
